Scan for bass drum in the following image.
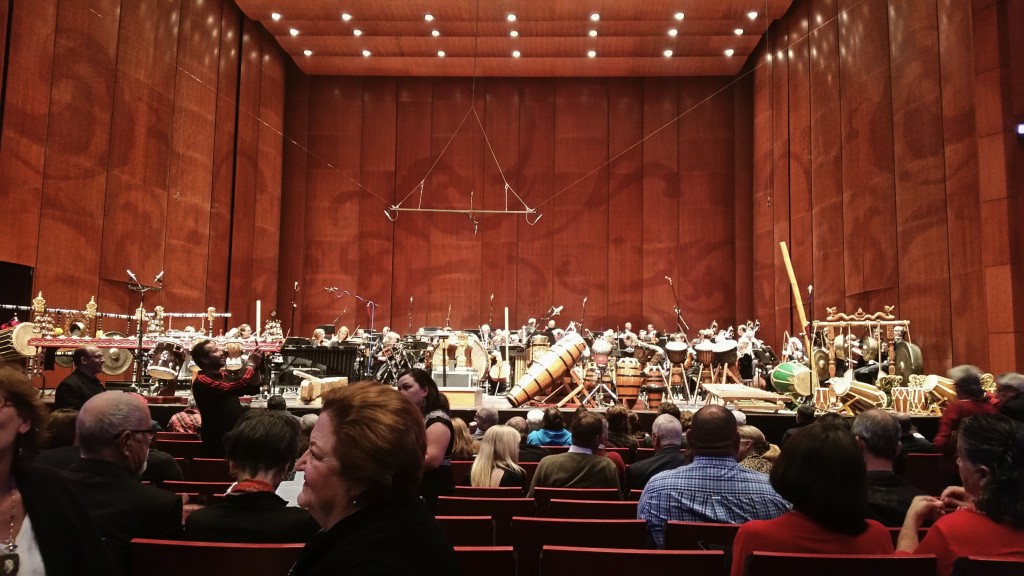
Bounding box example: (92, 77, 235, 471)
(431, 333, 490, 381)
(771, 361, 817, 397)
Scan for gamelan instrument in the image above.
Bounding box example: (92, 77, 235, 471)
(770, 361, 817, 398)
(147, 339, 186, 380)
(506, 332, 586, 407)
(0, 322, 37, 361)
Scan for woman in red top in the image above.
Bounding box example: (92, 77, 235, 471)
(931, 365, 999, 455)
(897, 414, 1024, 576)
(731, 423, 893, 576)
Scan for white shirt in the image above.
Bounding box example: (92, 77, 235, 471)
(14, 513, 45, 576)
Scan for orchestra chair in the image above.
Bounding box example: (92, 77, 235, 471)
(635, 448, 656, 462)
(627, 489, 644, 501)
(155, 431, 200, 441)
(662, 521, 740, 551)
(540, 545, 727, 576)
(544, 499, 638, 520)
(154, 439, 203, 459)
(902, 453, 956, 496)
(744, 552, 937, 576)
(436, 497, 536, 545)
(189, 458, 232, 482)
(130, 538, 303, 576)
(532, 487, 620, 514)
(160, 480, 233, 496)
(453, 546, 516, 576)
(435, 516, 496, 546)
(509, 517, 650, 576)
(454, 486, 526, 498)
(953, 556, 1024, 576)
(452, 460, 474, 486)
(604, 447, 632, 464)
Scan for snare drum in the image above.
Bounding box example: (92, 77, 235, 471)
(0, 322, 37, 361)
(148, 339, 186, 380)
(771, 361, 817, 397)
(664, 341, 688, 364)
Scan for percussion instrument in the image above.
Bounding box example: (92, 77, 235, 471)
(909, 387, 927, 413)
(713, 340, 738, 365)
(527, 334, 551, 365)
(100, 331, 134, 375)
(664, 341, 688, 364)
(694, 341, 715, 365)
(643, 384, 666, 410)
(591, 337, 613, 367)
(0, 322, 36, 361)
(770, 361, 817, 397)
(860, 335, 880, 362)
(891, 387, 912, 413)
(834, 380, 887, 414)
(431, 333, 491, 380)
(506, 332, 586, 407)
(148, 339, 186, 380)
(583, 362, 612, 392)
(893, 340, 923, 384)
(224, 340, 245, 371)
(921, 374, 957, 405)
(811, 348, 831, 382)
(813, 386, 837, 412)
(615, 357, 644, 406)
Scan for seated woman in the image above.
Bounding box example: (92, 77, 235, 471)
(289, 383, 458, 575)
(470, 425, 527, 492)
(897, 413, 1024, 575)
(451, 417, 477, 461)
(604, 405, 638, 462)
(731, 423, 893, 576)
(185, 409, 319, 543)
(527, 407, 572, 446)
(737, 425, 780, 474)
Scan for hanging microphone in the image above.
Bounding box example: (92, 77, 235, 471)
(154, 271, 164, 284)
(665, 276, 673, 286)
(294, 282, 299, 292)
(127, 269, 139, 282)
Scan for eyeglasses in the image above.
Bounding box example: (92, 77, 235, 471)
(118, 429, 157, 440)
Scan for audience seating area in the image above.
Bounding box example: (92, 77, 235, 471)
(744, 552, 938, 576)
(129, 538, 302, 576)
(952, 556, 1024, 576)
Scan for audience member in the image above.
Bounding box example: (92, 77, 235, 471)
(470, 425, 527, 491)
(190, 338, 263, 457)
(528, 411, 620, 496)
(624, 414, 688, 493)
(526, 408, 545, 432)
(894, 412, 934, 456)
(506, 416, 550, 462)
(932, 365, 999, 455)
(639, 405, 790, 549)
(527, 407, 572, 446)
(289, 384, 457, 575)
(737, 425, 779, 475)
(396, 369, 454, 509)
(995, 372, 1024, 422)
(451, 417, 477, 460)
(731, 410, 747, 425)
(640, 403, 684, 448)
(731, 423, 893, 576)
(185, 410, 319, 542)
(471, 406, 499, 440)
(298, 413, 319, 456)
(166, 397, 202, 434)
(781, 404, 815, 444)
(605, 404, 638, 462)
(267, 394, 289, 411)
(62, 391, 182, 543)
(54, 347, 105, 410)
(42, 408, 78, 449)
(851, 409, 925, 526)
(897, 414, 1024, 576)
(0, 365, 122, 575)
(34, 440, 183, 486)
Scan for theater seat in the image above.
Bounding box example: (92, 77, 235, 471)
(454, 486, 525, 498)
(544, 499, 638, 519)
(953, 555, 1024, 576)
(662, 521, 739, 551)
(509, 517, 650, 576)
(130, 538, 303, 576)
(541, 545, 726, 576)
(744, 551, 937, 576)
(453, 546, 515, 576)
(435, 516, 496, 546)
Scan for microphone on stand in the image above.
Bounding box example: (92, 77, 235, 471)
(665, 275, 673, 286)
(127, 269, 139, 283)
(154, 271, 164, 284)
(294, 282, 299, 292)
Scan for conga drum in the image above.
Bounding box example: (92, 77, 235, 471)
(506, 333, 585, 407)
(694, 342, 715, 366)
(771, 361, 816, 397)
(664, 341, 688, 365)
(615, 358, 644, 407)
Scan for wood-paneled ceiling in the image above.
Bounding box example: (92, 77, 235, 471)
(234, 0, 793, 77)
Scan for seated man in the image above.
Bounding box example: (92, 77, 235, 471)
(639, 405, 789, 548)
(471, 406, 499, 440)
(781, 404, 815, 444)
(54, 346, 105, 410)
(62, 391, 182, 542)
(527, 411, 620, 496)
(185, 410, 319, 542)
(852, 409, 924, 527)
(624, 414, 688, 493)
(505, 416, 550, 462)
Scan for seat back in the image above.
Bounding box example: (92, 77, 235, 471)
(531, 487, 620, 512)
(604, 446, 633, 464)
(454, 486, 525, 498)
(542, 445, 570, 454)
(130, 538, 303, 576)
(453, 546, 516, 576)
(452, 460, 474, 486)
(156, 431, 200, 441)
(435, 516, 496, 546)
(635, 448, 656, 461)
(436, 497, 536, 545)
(745, 552, 937, 576)
(189, 458, 232, 482)
(155, 439, 203, 459)
(509, 517, 650, 576)
(662, 521, 739, 551)
(544, 499, 638, 519)
(626, 489, 644, 501)
(902, 453, 955, 496)
(520, 461, 540, 486)
(161, 480, 233, 496)
(541, 545, 726, 576)
(953, 556, 1024, 576)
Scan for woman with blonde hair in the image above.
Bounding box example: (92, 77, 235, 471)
(738, 424, 780, 474)
(451, 417, 477, 460)
(470, 425, 527, 491)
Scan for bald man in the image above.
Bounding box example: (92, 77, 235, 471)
(638, 405, 789, 548)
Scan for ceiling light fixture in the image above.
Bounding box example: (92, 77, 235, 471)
(437, 50, 446, 57)
(663, 50, 673, 57)
(747, 11, 758, 20)
(271, 12, 281, 21)
(362, 49, 371, 57)
(432, 30, 440, 37)
(725, 48, 735, 57)
(674, 12, 685, 20)
(512, 50, 521, 58)
(510, 30, 519, 37)
(589, 30, 597, 37)
(289, 28, 299, 36)
(424, 14, 434, 22)
(668, 28, 678, 37)
(590, 13, 600, 22)
(341, 13, 352, 22)
(507, 14, 517, 22)
(303, 49, 313, 56)
(353, 29, 362, 36)
(587, 50, 597, 57)
(734, 28, 744, 35)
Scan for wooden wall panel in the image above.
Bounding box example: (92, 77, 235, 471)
(606, 80, 644, 329)
(751, 44, 777, 343)
(787, 4, 813, 330)
(771, 13, 793, 340)
(253, 27, 284, 322)
(277, 61, 309, 336)
(733, 73, 755, 324)
(640, 78, 678, 329)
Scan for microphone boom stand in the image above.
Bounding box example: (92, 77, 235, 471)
(128, 274, 162, 390)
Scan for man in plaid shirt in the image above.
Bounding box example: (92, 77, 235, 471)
(638, 405, 790, 548)
(167, 398, 202, 434)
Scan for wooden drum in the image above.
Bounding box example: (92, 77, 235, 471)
(506, 332, 586, 407)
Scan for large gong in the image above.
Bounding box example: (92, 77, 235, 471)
(431, 333, 490, 380)
(893, 340, 923, 385)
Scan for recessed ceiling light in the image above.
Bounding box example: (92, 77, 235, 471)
(353, 29, 362, 36)
(674, 12, 685, 20)
(362, 49, 371, 57)
(341, 13, 352, 22)
(734, 28, 744, 35)
(725, 48, 735, 57)
(510, 30, 519, 37)
(507, 14, 517, 22)
(663, 50, 673, 57)
(587, 50, 597, 57)
(668, 28, 678, 37)
(437, 50, 446, 57)
(512, 50, 521, 58)
(590, 13, 600, 22)
(424, 14, 434, 22)
(589, 30, 598, 37)
(303, 49, 313, 56)
(289, 28, 299, 36)
(271, 12, 281, 22)
(431, 30, 440, 37)
(747, 11, 758, 20)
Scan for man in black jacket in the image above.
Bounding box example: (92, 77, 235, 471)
(624, 414, 688, 493)
(506, 416, 550, 462)
(852, 409, 924, 527)
(54, 347, 105, 410)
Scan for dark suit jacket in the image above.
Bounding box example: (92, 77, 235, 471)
(623, 445, 689, 493)
(34, 445, 184, 485)
(54, 369, 105, 410)
(185, 491, 320, 543)
(62, 457, 183, 542)
(16, 464, 124, 576)
(518, 441, 551, 463)
(866, 470, 925, 527)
